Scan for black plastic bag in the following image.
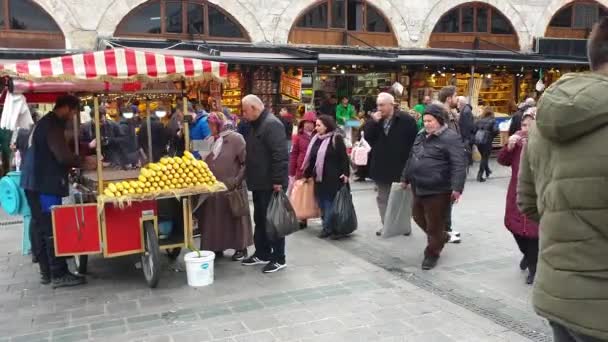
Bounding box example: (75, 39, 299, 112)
(266, 191, 300, 241)
(328, 185, 358, 235)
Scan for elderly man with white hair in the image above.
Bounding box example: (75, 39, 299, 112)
(509, 97, 536, 136)
(364, 92, 418, 236)
(240, 94, 289, 273)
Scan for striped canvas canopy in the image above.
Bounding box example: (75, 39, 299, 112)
(0, 48, 227, 83)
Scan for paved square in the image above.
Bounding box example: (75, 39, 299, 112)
(0, 161, 548, 341)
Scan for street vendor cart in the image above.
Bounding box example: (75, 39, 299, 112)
(0, 48, 228, 288)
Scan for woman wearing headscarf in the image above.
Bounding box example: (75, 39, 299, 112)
(497, 109, 539, 284)
(195, 113, 252, 261)
(300, 115, 350, 239)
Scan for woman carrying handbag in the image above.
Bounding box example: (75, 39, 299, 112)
(288, 111, 317, 228)
(195, 113, 253, 261)
(300, 115, 350, 239)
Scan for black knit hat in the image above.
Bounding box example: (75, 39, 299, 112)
(423, 103, 447, 125)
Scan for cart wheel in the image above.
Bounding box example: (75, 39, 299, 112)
(141, 222, 161, 288)
(166, 248, 182, 260)
(74, 255, 88, 274)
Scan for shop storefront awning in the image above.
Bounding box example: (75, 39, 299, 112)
(317, 53, 588, 66)
(100, 38, 588, 68)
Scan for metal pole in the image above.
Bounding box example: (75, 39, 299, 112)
(183, 96, 190, 152)
(73, 114, 79, 156)
(93, 96, 103, 195)
(146, 99, 153, 163)
(468, 65, 476, 102)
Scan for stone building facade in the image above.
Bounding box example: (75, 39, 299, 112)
(15, 0, 608, 51)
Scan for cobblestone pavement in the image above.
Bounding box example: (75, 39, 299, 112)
(0, 161, 547, 342)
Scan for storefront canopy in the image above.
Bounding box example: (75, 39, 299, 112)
(0, 48, 228, 83)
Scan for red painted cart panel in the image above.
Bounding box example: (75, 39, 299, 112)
(52, 204, 101, 256)
(103, 201, 157, 257)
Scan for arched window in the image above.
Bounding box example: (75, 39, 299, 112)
(290, 0, 396, 47)
(0, 0, 65, 49)
(429, 2, 519, 51)
(115, 0, 249, 41)
(546, 1, 607, 38)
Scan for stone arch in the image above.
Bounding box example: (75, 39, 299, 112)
(420, 0, 531, 51)
(532, 0, 608, 38)
(273, 0, 410, 45)
(96, 0, 266, 43)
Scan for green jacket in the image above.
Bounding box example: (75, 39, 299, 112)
(335, 104, 356, 125)
(518, 72, 608, 341)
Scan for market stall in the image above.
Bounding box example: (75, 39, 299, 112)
(0, 48, 228, 288)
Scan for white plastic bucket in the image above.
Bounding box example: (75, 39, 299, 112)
(184, 251, 215, 287)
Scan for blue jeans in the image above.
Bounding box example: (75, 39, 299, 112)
(316, 191, 337, 234)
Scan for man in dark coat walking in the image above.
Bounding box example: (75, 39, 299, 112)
(364, 92, 417, 236)
(401, 104, 466, 270)
(457, 96, 475, 168)
(240, 94, 289, 273)
(20, 95, 85, 288)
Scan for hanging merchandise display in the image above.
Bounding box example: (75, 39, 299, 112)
(222, 72, 243, 115)
(280, 68, 303, 102)
(252, 67, 278, 109)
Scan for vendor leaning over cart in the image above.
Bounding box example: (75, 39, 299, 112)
(21, 95, 86, 288)
(80, 106, 123, 167)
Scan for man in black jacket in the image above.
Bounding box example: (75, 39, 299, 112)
(20, 95, 85, 288)
(364, 92, 418, 236)
(401, 104, 466, 270)
(457, 96, 476, 167)
(240, 94, 289, 273)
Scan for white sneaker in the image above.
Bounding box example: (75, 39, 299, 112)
(448, 231, 461, 244)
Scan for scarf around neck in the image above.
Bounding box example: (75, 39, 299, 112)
(301, 132, 334, 182)
(209, 130, 232, 160)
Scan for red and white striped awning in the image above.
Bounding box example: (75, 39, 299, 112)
(0, 48, 227, 82)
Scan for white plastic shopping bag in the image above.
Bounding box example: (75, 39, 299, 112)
(351, 133, 371, 166)
(382, 183, 412, 238)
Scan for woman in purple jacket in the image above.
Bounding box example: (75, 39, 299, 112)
(497, 110, 539, 284)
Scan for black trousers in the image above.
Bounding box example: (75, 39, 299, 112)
(252, 190, 285, 264)
(512, 233, 539, 273)
(551, 321, 604, 342)
(477, 143, 492, 176)
(445, 201, 453, 232)
(25, 190, 68, 278)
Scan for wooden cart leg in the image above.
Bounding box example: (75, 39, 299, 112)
(74, 255, 88, 274)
